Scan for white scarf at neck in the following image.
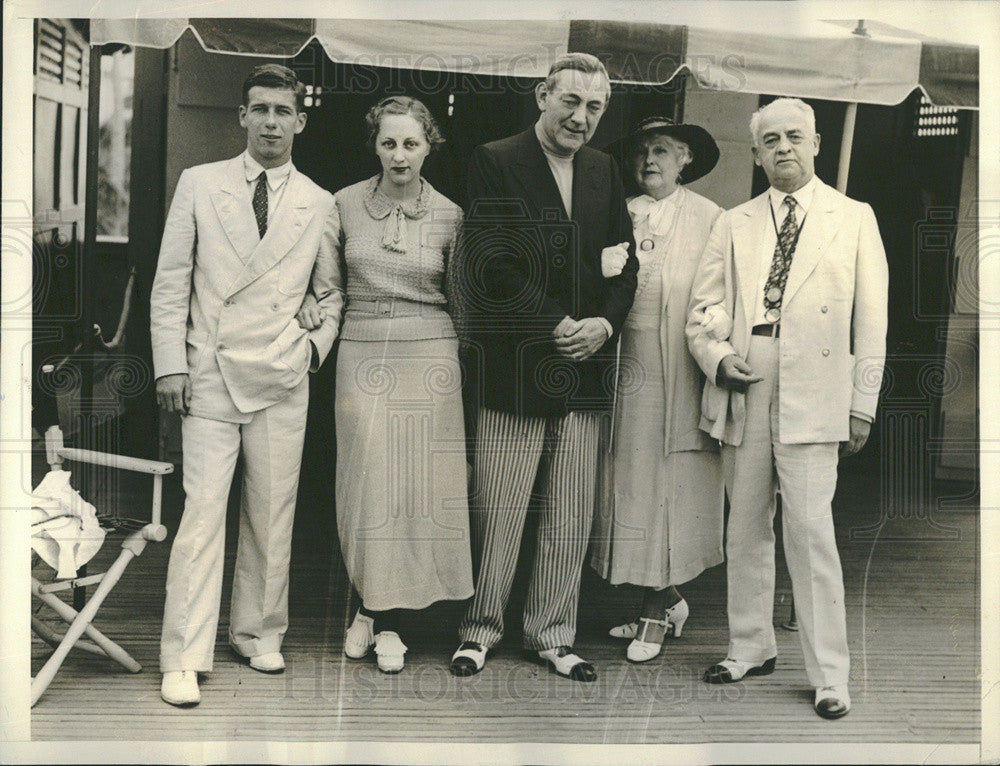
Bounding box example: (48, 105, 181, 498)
(627, 187, 682, 236)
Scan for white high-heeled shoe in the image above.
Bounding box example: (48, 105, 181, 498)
(609, 598, 690, 640)
(664, 597, 689, 637)
(626, 617, 668, 662)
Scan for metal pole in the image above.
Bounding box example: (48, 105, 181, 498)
(74, 45, 103, 611)
(837, 102, 858, 194)
(81, 45, 102, 357)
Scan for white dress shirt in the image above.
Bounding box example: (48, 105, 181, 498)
(243, 151, 292, 221)
(752, 173, 819, 327)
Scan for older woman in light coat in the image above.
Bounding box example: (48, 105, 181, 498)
(591, 116, 726, 662)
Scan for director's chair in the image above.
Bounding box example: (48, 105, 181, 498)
(31, 425, 172, 706)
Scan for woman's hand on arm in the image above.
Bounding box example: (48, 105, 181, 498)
(296, 292, 324, 330)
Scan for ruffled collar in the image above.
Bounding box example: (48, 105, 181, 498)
(364, 175, 433, 253)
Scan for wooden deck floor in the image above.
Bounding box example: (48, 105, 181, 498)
(29, 467, 979, 744)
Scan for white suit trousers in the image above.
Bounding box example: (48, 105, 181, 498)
(160, 378, 308, 672)
(722, 334, 849, 687)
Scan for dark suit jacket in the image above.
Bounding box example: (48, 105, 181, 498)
(459, 128, 638, 417)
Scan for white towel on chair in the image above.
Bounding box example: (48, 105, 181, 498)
(31, 470, 105, 579)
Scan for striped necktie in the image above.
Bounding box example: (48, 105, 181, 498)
(762, 195, 798, 323)
(252, 171, 268, 239)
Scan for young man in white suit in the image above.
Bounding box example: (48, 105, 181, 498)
(686, 98, 888, 719)
(150, 64, 343, 707)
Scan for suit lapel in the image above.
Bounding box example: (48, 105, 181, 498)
(210, 156, 260, 262)
(783, 180, 839, 306)
(225, 168, 313, 298)
(732, 192, 770, 328)
(509, 129, 571, 219)
(659, 187, 688, 311)
(571, 147, 601, 231)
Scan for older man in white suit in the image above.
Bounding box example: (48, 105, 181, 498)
(686, 98, 888, 719)
(151, 64, 343, 707)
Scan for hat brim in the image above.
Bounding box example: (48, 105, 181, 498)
(629, 123, 720, 185)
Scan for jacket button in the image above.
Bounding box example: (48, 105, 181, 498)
(224, 299, 233, 307)
(822, 348, 830, 356)
(217, 343, 226, 351)
(821, 305, 828, 313)
(272, 303, 279, 311)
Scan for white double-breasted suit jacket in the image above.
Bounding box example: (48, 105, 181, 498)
(151, 154, 344, 420)
(687, 179, 888, 446)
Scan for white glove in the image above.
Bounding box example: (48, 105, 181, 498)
(701, 304, 733, 341)
(601, 242, 629, 278)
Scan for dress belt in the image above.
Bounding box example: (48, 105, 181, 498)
(751, 323, 780, 338)
(346, 298, 430, 317)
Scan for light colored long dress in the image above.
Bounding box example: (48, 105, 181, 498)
(334, 176, 474, 611)
(590, 187, 725, 588)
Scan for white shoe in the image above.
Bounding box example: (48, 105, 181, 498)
(344, 610, 375, 659)
(450, 641, 487, 676)
(815, 684, 851, 719)
(664, 598, 689, 637)
(609, 621, 638, 639)
(703, 655, 776, 683)
(374, 631, 407, 674)
(248, 651, 285, 673)
(537, 646, 597, 682)
(161, 671, 200, 707)
(626, 617, 667, 663)
(610, 598, 690, 640)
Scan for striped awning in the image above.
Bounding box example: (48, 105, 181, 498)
(89, 18, 978, 108)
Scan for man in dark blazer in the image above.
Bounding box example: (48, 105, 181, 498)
(450, 53, 638, 682)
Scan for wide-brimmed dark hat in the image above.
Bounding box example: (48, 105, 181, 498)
(629, 116, 720, 184)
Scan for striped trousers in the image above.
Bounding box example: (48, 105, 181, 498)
(459, 407, 601, 650)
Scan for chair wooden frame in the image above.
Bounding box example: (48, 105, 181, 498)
(31, 425, 173, 707)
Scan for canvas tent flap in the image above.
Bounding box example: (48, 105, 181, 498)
(313, 19, 570, 79)
(685, 25, 923, 105)
(89, 18, 978, 108)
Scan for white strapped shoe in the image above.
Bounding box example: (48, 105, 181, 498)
(609, 598, 690, 641)
(626, 617, 668, 663)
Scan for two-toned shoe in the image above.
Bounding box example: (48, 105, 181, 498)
(703, 656, 776, 684)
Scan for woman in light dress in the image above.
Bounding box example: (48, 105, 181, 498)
(590, 116, 725, 662)
(298, 96, 473, 673)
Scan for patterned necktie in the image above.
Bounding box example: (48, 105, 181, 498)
(252, 170, 268, 239)
(762, 195, 798, 323)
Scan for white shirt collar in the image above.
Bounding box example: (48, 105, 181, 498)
(767, 173, 818, 218)
(243, 151, 293, 190)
